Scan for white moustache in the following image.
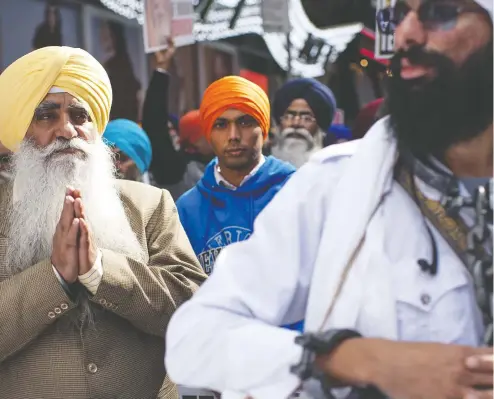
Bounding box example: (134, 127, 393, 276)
(39, 138, 93, 161)
(279, 127, 315, 145)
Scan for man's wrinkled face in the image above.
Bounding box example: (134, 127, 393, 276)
(388, 0, 493, 157)
(210, 108, 264, 172)
(27, 92, 97, 151)
(280, 99, 318, 137)
(272, 98, 324, 168)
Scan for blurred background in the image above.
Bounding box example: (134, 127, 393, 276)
(0, 0, 389, 127)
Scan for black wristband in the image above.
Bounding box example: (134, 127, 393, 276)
(290, 329, 362, 382)
(290, 329, 387, 399)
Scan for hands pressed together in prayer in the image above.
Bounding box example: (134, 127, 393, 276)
(51, 187, 98, 284)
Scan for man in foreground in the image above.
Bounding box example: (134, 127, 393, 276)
(0, 46, 206, 399)
(176, 76, 295, 275)
(270, 78, 336, 168)
(166, 1, 493, 398)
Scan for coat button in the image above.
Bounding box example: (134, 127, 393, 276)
(99, 298, 107, 306)
(87, 363, 98, 374)
(48, 311, 56, 319)
(54, 307, 62, 314)
(61, 303, 69, 310)
(420, 293, 431, 305)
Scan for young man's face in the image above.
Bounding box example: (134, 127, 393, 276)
(209, 108, 263, 172)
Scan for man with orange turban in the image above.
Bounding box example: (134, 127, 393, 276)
(176, 76, 295, 275)
(0, 46, 206, 398)
(174, 74, 300, 399)
(173, 109, 215, 194)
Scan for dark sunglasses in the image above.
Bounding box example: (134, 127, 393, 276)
(392, 1, 485, 30)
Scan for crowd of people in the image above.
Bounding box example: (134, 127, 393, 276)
(0, 0, 492, 398)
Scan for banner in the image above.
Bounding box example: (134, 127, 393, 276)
(143, 0, 172, 53)
(143, 0, 194, 53)
(375, 0, 396, 59)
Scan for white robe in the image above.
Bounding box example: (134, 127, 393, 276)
(165, 118, 484, 399)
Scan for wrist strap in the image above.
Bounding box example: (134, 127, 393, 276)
(290, 329, 388, 399)
(290, 329, 361, 381)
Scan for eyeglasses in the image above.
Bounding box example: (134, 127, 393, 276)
(280, 113, 316, 125)
(392, 0, 484, 28)
(392, 1, 486, 31)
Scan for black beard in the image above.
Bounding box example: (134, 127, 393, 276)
(387, 41, 493, 159)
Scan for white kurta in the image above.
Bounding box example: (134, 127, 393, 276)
(165, 118, 484, 399)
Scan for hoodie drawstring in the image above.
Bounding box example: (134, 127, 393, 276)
(249, 193, 254, 231)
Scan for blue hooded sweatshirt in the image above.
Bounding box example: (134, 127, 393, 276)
(177, 156, 295, 275)
(177, 156, 304, 332)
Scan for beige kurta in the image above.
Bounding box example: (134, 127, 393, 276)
(0, 179, 207, 399)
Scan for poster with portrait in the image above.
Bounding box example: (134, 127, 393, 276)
(0, 0, 82, 70)
(143, 0, 195, 53)
(83, 5, 149, 123)
(143, 0, 172, 53)
(198, 42, 239, 94)
(375, 0, 397, 58)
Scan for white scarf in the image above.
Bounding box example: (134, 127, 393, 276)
(305, 117, 398, 332)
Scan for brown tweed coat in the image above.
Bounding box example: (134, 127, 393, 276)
(0, 179, 207, 399)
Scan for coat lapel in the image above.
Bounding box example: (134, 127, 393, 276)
(0, 182, 13, 238)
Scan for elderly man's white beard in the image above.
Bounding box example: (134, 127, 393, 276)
(271, 127, 325, 169)
(6, 137, 145, 276)
(7, 138, 143, 273)
(7, 137, 145, 328)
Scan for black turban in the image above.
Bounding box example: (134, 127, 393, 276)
(272, 78, 337, 131)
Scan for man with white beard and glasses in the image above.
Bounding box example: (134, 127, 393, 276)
(270, 78, 337, 168)
(166, 1, 494, 398)
(0, 46, 206, 399)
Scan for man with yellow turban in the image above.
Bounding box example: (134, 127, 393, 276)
(0, 46, 206, 399)
(176, 76, 295, 276)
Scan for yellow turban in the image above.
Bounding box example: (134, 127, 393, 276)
(200, 76, 270, 141)
(0, 46, 112, 151)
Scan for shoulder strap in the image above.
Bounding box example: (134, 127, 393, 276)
(395, 162, 470, 265)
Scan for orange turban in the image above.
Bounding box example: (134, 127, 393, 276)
(179, 110, 203, 145)
(199, 76, 270, 141)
